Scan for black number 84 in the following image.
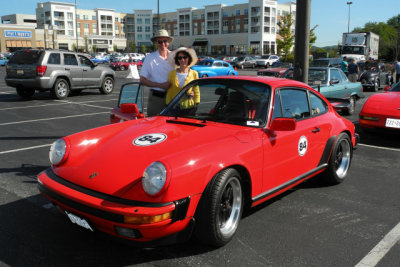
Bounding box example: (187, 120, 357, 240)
(138, 135, 162, 143)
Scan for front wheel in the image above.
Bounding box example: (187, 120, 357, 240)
(100, 77, 114, 94)
(16, 87, 35, 98)
(194, 168, 243, 247)
(324, 133, 352, 185)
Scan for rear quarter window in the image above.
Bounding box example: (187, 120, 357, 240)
(47, 53, 61, 64)
(8, 50, 43, 64)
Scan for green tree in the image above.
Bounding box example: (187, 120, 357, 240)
(113, 44, 117, 52)
(131, 43, 136, 52)
(141, 44, 146, 54)
(93, 44, 97, 53)
(387, 14, 400, 60)
(277, 13, 295, 59)
(249, 46, 253, 55)
(72, 43, 77, 52)
(309, 25, 318, 51)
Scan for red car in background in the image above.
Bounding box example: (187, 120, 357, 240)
(38, 76, 359, 247)
(110, 59, 143, 71)
(359, 83, 400, 131)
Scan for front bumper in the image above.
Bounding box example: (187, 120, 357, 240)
(37, 168, 200, 245)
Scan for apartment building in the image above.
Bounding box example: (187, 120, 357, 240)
(0, 0, 296, 55)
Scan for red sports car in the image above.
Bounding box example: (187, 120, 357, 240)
(257, 67, 289, 77)
(359, 83, 400, 131)
(110, 59, 143, 71)
(38, 76, 359, 247)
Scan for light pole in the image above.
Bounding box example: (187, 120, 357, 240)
(157, 0, 160, 31)
(347, 1, 353, 33)
(75, 0, 78, 51)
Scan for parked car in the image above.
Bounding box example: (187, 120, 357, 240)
(190, 59, 238, 78)
(38, 76, 359, 247)
(122, 53, 145, 61)
(310, 58, 342, 68)
(92, 54, 109, 64)
(282, 67, 363, 115)
(257, 62, 292, 77)
(0, 57, 8, 66)
(359, 61, 392, 92)
(256, 55, 280, 67)
(5, 49, 115, 99)
(232, 56, 257, 69)
(198, 56, 214, 61)
(110, 59, 143, 71)
(359, 82, 400, 131)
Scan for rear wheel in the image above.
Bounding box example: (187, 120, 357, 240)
(346, 96, 356, 115)
(16, 87, 35, 98)
(202, 74, 208, 78)
(100, 77, 114, 94)
(324, 133, 352, 185)
(52, 78, 69, 99)
(194, 168, 243, 247)
(120, 65, 126, 71)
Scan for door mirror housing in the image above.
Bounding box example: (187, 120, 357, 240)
(270, 118, 296, 132)
(330, 79, 339, 85)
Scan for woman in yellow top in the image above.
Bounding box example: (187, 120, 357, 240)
(166, 47, 200, 112)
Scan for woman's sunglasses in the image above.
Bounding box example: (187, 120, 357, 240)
(177, 56, 188, 60)
(157, 39, 169, 44)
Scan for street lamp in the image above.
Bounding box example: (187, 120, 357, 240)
(75, 0, 78, 51)
(347, 1, 353, 33)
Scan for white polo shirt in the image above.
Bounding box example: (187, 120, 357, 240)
(140, 50, 174, 92)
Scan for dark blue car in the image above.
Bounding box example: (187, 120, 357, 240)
(191, 59, 238, 78)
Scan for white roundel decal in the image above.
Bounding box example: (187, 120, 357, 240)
(298, 136, 308, 156)
(133, 133, 167, 146)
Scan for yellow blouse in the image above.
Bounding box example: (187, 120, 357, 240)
(165, 69, 200, 107)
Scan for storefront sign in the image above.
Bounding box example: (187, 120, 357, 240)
(93, 39, 108, 45)
(5, 31, 32, 38)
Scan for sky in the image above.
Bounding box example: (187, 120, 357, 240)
(1, 0, 399, 47)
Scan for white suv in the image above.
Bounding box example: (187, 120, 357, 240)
(256, 55, 280, 67)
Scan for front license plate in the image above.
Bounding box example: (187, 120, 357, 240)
(17, 70, 24, 75)
(385, 118, 400, 129)
(65, 211, 94, 232)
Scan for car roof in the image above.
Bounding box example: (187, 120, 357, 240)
(204, 75, 312, 89)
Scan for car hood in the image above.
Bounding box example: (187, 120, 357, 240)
(53, 116, 247, 196)
(363, 92, 400, 115)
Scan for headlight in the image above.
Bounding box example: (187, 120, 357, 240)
(142, 162, 167, 196)
(49, 138, 67, 165)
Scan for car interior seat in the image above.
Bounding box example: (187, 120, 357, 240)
(223, 91, 247, 119)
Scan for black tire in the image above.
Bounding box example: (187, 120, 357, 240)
(266, 63, 270, 68)
(194, 168, 243, 247)
(16, 87, 35, 98)
(346, 96, 356, 115)
(324, 133, 352, 185)
(100, 77, 114, 94)
(202, 74, 208, 78)
(120, 65, 126, 71)
(52, 78, 70, 99)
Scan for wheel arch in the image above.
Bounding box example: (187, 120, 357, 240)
(53, 75, 71, 88)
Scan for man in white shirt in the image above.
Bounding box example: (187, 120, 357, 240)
(140, 29, 174, 116)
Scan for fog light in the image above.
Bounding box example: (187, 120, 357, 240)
(124, 211, 172, 225)
(115, 227, 142, 239)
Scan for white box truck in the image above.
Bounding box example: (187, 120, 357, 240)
(340, 32, 379, 61)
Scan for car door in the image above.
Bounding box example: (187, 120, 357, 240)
(322, 68, 346, 98)
(78, 55, 101, 87)
(111, 82, 145, 122)
(62, 53, 82, 88)
(213, 61, 223, 75)
(262, 88, 328, 192)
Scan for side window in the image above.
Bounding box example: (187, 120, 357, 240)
(223, 62, 229, 67)
(47, 53, 61, 65)
(64, 54, 78, 65)
(214, 62, 223, 67)
(271, 90, 282, 121)
(330, 69, 341, 83)
(309, 92, 328, 116)
(280, 89, 310, 120)
(338, 69, 348, 82)
(78, 55, 92, 66)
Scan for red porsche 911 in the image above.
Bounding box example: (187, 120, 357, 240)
(38, 76, 359, 247)
(359, 82, 400, 131)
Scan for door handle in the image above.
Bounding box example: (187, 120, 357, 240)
(65, 68, 70, 70)
(312, 127, 320, 133)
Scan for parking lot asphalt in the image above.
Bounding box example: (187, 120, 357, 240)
(0, 66, 399, 266)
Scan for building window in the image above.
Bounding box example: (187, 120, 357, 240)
(83, 15, 88, 20)
(137, 34, 143, 40)
(93, 23, 97, 29)
(92, 15, 96, 20)
(76, 14, 80, 19)
(115, 17, 119, 22)
(84, 23, 89, 29)
(145, 26, 150, 32)
(67, 12, 73, 20)
(137, 18, 142, 24)
(77, 23, 81, 28)
(115, 25, 119, 30)
(68, 30, 73, 36)
(244, 9, 248, 15)
(145, 34, 151, 40)
(137, 26, 142, 32)
(223, 12, 228, 18)
(68, 21, 73, 29)
(145, 18, 150, 24)
(236, 10, 240, 16)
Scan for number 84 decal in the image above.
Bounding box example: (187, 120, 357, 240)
(133, 133, 167, 146)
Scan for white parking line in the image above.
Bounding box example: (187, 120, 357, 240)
(359, 143, 400, 153)
(0, 144, 51, 155)
(0, 111, 109, 126)
(355, 222, 400, 267)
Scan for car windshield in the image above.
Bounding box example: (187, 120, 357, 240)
(310, 60, 329, 67)
(308, 69, 328, 83)
(261, 55, 271, 59)
(161, 79, 271, 127)
(342, 46, 365, 55)
(8, 50, 43, 64)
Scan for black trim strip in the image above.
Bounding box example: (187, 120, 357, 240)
(45, 168, 173, 208)
(318, 136, 336, 165)
(252, 164, 328, 203)
(166, 120, 206, 127)
(38, 183, 124, 223)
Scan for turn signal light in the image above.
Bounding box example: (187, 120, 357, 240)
(124, 211, 172, 225)
(359, 115, 379, 121)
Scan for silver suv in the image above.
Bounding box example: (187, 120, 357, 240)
(5, 49, 115, 99)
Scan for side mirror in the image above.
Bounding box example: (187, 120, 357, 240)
(384, 85, 391, 91)
(330, 79, 339, 85)
(270, 118, 296, 132)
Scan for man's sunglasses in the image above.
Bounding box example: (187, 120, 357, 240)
(177, 56, 188, 60)
(157, 39, 169, 44)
